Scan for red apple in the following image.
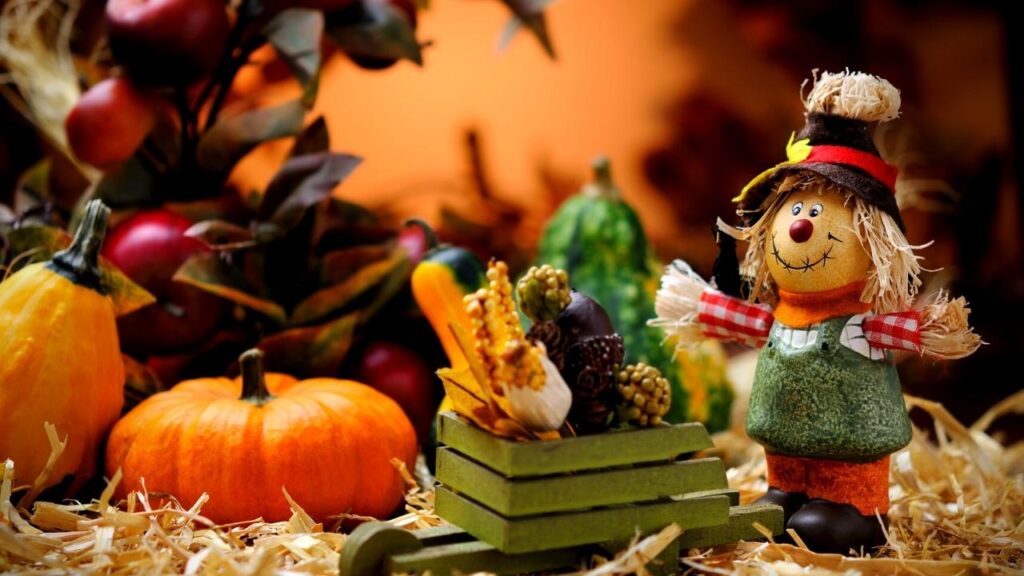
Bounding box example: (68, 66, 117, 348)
(65, 77, 157, 168)
(106, 0, 230, 86)
(356, 341, 438, 443)
(103, 210, 227, 355)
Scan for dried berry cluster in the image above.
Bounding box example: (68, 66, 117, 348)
(617, 363, 672, 426)
(519, 266, 671, 433)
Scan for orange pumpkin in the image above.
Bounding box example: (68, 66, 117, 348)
(105, 349, 417, 523)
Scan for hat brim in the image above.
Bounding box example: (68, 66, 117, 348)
(737, 162, 904, 231)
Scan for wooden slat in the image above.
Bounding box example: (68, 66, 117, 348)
(437, 448, 727, 517)
(435, 486, 729, 554)
(676, 487, 740, 506)
(677, 503, 785, 549)
(437, 412, 712, 477)
(410, 524, 472, 547)
(387, 539, 580, 575)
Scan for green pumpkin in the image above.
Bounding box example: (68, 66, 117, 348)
(536, 158, 733, 430)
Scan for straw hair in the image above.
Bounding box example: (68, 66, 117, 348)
(802, 69, 901, 123)
(718, 173, 924, 314)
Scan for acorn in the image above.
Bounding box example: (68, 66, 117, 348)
(617, 363, 671, 427)
(558, 291, 616, 342)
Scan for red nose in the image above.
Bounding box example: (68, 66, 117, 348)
(789, 219, 814, 243)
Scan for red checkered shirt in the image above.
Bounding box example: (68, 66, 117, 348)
(697, 290, 773, 348)
(696, 290, 922, 353)
(863, 310, 922, 352)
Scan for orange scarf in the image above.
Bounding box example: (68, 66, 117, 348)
(774, 282, 871, 328)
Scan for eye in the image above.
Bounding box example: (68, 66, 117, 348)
(791, 202, 803, 216)
(809, 203, 823, 217)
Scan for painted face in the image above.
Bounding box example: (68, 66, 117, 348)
(765, 185, 871, 293)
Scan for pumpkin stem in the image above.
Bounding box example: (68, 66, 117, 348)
(240, 349, 273, 405)
(584, 156, 620, 201)
(47, 199, 109, 293)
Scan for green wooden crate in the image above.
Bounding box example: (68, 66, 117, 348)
(437, 447, 727, 517)
(435, 485, 731, 554)
(436, 412, 712, 477)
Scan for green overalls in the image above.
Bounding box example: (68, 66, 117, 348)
(746, 314, 912, 463)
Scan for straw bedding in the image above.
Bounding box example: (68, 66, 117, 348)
(2, 391, 1021, 575)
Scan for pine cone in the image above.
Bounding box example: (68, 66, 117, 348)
(564, 334, 625, 433)
(526, 320, 568, 371)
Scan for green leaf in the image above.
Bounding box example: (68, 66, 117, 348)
(93, 158, 157, 208)
(259, 152, 362, 233)
(290, 250, 405, 326)
(101, 263, 158, 316)
(3, 224, 155, 316)
(4, 225, 68, 266)
(326, 2, 422, 65)
(174, 252, 287, 323)
(264, 8, 324, 108)
(197, 100, 307, 174)
(258, 312, 359, 377)
(289, 116, 330, 158)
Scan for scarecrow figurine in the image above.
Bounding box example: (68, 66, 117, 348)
(652, 70, 981, 553)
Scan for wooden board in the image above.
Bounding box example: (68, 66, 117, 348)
(437, 412, 712, 477)
(387, 539, 580, 575)
(435, 485, 730, 554)
(678, 488, 740, 506)
(437, 448, 727, 517)
(677, 503, 785, 549)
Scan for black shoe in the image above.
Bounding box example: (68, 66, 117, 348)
(786, 499, 887, 554)
(754, 487, 808, 522)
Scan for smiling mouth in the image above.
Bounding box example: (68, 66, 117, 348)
(771, 233, 836, 272)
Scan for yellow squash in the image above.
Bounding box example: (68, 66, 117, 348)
(0, 200, 124, 491)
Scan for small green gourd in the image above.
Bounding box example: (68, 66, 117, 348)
(536, 157, 733, 429)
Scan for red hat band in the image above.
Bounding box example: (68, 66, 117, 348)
(800, 145, 899, 193)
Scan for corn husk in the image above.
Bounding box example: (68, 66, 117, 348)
(0, 0, 98, 182)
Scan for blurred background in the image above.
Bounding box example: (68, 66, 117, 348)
(2, 0, 1020, 436)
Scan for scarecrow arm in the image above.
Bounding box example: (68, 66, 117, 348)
(651, 260, 772, 350)
(863, 292, 982, 360)
(863, 311, 923, 353)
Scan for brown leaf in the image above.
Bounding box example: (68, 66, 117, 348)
(185, 220, 256, 251)
(122, 354, 164, 412)
(319, 245, 391, 284)
(258, 312, 359, 377)
(174, 252, 287, 324)
(197, 100, 307, 174)
(290, 250, 405, 326)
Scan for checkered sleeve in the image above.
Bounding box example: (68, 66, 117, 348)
(697, 290, 773, 348)
(863, 311, 922, 352)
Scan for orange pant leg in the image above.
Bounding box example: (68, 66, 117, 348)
(765, 453, 809, 493)
(806, 456, 890, 515)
